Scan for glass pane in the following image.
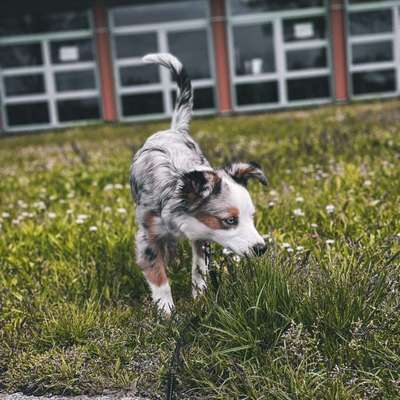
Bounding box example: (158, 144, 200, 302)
(168, 30, 211, 79)
(287, 76, 330, 101)
(233, 24, 275, 76)
(6, 102, 49, 126)
(120, 65, 160, 86)
(352, 41, 393, 64)
(286, 47, 327, 70)
(283, 16, 326, 42)
(112, 1, 207, 26)
(50, 39, 94, 64)
(0, 43, 43, 68)
(57, 98, 100, 122)
(4, 74, 45, 96)
(349, 10, 393, 36)
(352, 69, 396, 95)
(236, 81, 278, 105)
(0, 11, 89, 36)
(121, 92, 164, 116)
(230, 0, 324, 15)
(115, 33, 158, 59)
(55, 70, 96, 92)
(171, 87, 215, 110)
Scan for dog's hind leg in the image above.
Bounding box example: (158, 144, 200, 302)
(191, 240, 208, 298)
(136, 221, 174, 315)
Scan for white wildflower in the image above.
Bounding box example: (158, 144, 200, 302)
(34, 201, 46, 210)
(222, 248, 233, 255)
(89, 226, 98, 232)
(114, 183, 123, 190)
(232, 255, 241, 263)
(296, 246, 305, 252)
(326, 239, 335, 245)
(364, 180, 372, 187)
(326, 204, 335, 214)
(311, 223, 318, 228)
(286, 247, 294, 253)
(1, 212, 10, 219)
(117, 208, 127, 215)
(293, 208, 304, 217)
(295, 196, 304, 203)
(48, 212, 56, 219)
(282, 242, 291, 249)
(268, 201, 275, 208)
(66, 209, 73, 215)
(49, 195, 57, 201)
(269, 190, 278, 197)
(77, 214, 88, 221)
(104, 184, 114, 191)
(103, 206, 112, 213)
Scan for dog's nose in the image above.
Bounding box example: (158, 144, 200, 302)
(252, 243, 267, 257)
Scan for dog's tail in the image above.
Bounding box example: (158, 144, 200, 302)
(142, 53, 193, 133)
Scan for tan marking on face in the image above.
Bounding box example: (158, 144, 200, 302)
(195, 213, 222, 230)
(195, 207, 239, 231)
(144, 254, 167, 287)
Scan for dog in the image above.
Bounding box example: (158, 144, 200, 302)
(130, 53, 267, 314)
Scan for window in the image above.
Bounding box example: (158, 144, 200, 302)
(229, 0, 330, 109)
(110, 0, 215, 120)
(0, 43, 43, 68)
(347, 4, 398, 98)
(4, 74, 45, 96)
(6, 102, 50, 126)
(57, 98, 100, 122)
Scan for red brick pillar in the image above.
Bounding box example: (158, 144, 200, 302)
(330, 0, 349, 101)
(210, 0, 232, 113)
(93, 0, 118, 121)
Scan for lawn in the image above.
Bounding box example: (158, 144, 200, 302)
(0, 100, 400, 399)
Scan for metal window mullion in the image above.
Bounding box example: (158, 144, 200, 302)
(159, 28, 173, 116)
(51, 62, 97, 72)
(4, 95, 50, 104)
(286, 68, 330, 78)
(350, 33, 395, 44)
(348, 2, 397, 12)
(275, 18, 287, 106)
(394, 5, 400, 94)
(119, 85, 165, 94)
(43, 39, 58, 126)
(350, 62, 396, 72)
(0, 30, 93, 45)
(2, 67, 45, 76)
(55, 90, 99, 100)
(234, 73, 279, 83)
(284, 39, 328, 50)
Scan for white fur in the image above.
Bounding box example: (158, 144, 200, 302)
(148, 281, 174, 315)
(191, 242, 208, 298)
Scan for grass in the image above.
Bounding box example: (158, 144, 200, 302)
(0, 99, 400, 399)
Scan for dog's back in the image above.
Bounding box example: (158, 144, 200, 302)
(130, 54, 209, 213)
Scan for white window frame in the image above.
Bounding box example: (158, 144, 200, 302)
(227, 0, 332, 112)
(108, 2, 217, 123)
(346, 0, 400, 100)
(0, 11, 102, 133)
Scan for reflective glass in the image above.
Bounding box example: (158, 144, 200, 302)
(115, 33, 158, 59)
(0, 11, 89, 36)
(121, 92, 164, 116)
(230, 0, 324, 15)
(120, 65, 160, 86)
(172, 87, 215, 110)
(283, 16, 326, 42)
(112, 1, 207, 26)
(168, 30, 211, 79)
(6, 102, 49, 126)
(352, 41, 393, 64)
(236, 81, 279, 105)
(349, 10, 393, 36)
(287, 76, 330, 100)
(286, 47, 327, 70)
(50, 39, 94, 64)
(55, 70, 96, 92)
(57, 98, 100, 122)
(0, 43, 43, 68)
(233, 24, 275, 76)
(352, 69, 396, 95)
(4, 74, 45, 96)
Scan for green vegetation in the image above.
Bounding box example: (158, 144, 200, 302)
(0, 100, 399, 399)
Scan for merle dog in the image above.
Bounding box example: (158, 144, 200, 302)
(130, 53, 267, 314)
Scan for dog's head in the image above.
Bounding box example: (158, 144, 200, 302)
(178, 162, 267, 257)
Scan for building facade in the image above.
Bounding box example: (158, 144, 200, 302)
(0, 0, 399, 133)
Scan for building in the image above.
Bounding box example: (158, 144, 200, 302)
(0, 0, 399, 134)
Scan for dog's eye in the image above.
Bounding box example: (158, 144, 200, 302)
(223, 216, 238, 226)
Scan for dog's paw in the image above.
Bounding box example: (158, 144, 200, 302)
(192, 279, 207, 299)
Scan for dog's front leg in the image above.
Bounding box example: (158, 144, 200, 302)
(191, 240, 208, 298)
(136, 227, 174, 315)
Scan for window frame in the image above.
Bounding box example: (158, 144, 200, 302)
(0, 10, 102, 133)
(346, 0, 400, 100)
(108, 1, 217, 122)
(227, 0, 332, 112)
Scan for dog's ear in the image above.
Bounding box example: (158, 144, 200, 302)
(224, 162, 267, 187)
(180, 169, 221, 202)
